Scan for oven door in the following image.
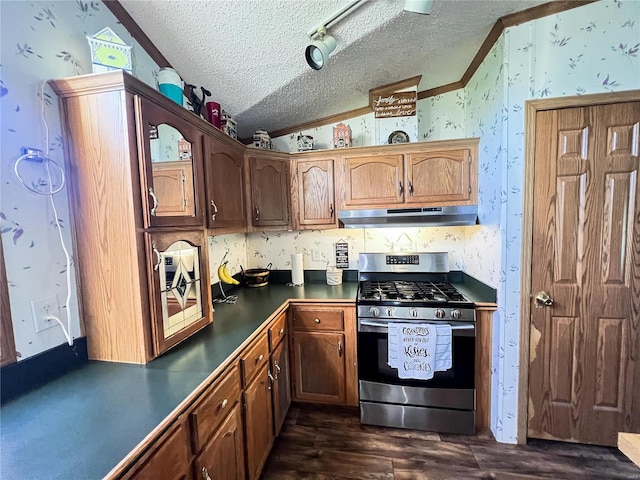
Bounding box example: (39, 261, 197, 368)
(357, 317, 475, 410)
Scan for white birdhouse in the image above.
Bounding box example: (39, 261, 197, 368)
(87, 27, 132, 74)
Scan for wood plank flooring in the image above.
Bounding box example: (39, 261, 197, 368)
(261, 404, 640, 480)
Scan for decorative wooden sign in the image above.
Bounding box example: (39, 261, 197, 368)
(373, 91, 417, 118)
(335, 242, 349, 269)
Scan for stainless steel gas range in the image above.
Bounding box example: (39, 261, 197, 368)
(357, 252, 476, 435)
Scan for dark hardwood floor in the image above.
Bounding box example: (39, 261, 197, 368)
(261, 403, 640, 480)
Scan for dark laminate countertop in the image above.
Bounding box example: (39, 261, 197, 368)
(1, 275, 495, 480)
(1, 282, 357, 480)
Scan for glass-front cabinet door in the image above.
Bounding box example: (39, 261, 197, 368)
(137, 96, 205, 228)
(146, 231, 211, 356)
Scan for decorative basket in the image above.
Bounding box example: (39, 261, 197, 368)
(326, 267, 343, 285)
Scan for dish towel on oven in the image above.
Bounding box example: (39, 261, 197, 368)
(388, 323, 452, 380)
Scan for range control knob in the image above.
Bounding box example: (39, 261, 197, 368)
(451, 309, 462, 320)
(410, 308, 419, 318)
(386, 308, 394, 317)
(434, 308, 446, 319)
(369, 307, 380, 317)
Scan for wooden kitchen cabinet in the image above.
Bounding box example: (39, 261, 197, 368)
(122, 419, 192, 480)
(49, 71, 215, 363)
(146, 230, 212, 357)
(193, 404, 245, 480)
(203, 134, 247, 234)
(270, 327, 291, 436)
(245, 149, 291, 230)
(137, 95, 206, 228)
(291, 158, 337, 229)
(243, 361, 274, 480)
(290, 304, 358, 406)
(337, 138, 479, 210)
(342, 153, 404, 207)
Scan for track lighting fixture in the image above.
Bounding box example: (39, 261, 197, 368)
(305, 26, 337, 70)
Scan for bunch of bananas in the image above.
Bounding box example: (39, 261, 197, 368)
(217, 261, 240, 285)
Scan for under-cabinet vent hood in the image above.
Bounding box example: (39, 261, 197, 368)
(338, 205, 478, 228)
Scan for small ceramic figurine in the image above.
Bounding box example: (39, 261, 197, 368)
(183, 84, 211, 117)
(333, 122, 352, 148)
(253, 129, 272, 149)
(221, 110, 238, 139)
(297, 133, 314, 151)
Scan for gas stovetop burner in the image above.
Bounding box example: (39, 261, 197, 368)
(358, 280, 470, 305)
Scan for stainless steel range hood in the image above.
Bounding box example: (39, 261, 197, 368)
(338, 205, 478, 228)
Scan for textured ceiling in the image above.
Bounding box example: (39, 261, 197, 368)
(119, 0, 547, 138)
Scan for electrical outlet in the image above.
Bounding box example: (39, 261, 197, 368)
(30, 295, 60, 333)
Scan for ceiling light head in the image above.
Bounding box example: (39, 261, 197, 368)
(404, 0, 433, 15)
(305, 26, 337, 70)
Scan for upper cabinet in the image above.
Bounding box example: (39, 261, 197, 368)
(338, 138, 479, 210)
(291, 157, 337, 230)
(203, 135, 247, 233)
(245, 150, 291, 230)
(137, 96, 206, 228)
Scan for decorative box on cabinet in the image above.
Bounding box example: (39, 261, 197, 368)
(203, 134, 247, 234)
(290, 157, 337, 230)
(49, 71, 213, 363)
(245, 149, 291, 231)
(338, 138, 479, 210)
(290, 304, 358, 406)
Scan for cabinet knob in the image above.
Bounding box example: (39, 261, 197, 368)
(279, 327, 284, 335)
(314, 318, 320, 324)
(257, 354, 264, 362)
(338, 340, 343, 357)
(221, 398, 228, 409)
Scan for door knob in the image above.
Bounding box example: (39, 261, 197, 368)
(534, 291, 553, 307)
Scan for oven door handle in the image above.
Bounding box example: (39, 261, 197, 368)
(358, 320, 475, 334)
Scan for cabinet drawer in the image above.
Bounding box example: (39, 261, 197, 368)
(292, 308, 344, 331)
(268, 311, 287, 350)
(190, 363, 241, 453)
(241, 332, 270, 386)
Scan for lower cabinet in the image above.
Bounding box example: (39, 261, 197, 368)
(271, 337, 291, 436)
(194, 404, 245, 480)
(290, 304, 357, 406)
(243, 361, 274, 480)
(123, 420, 192, 480)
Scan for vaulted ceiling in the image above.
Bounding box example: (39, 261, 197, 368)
(118, 0, 553, 138)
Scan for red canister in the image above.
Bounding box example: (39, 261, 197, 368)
(206, 101, 221, 128)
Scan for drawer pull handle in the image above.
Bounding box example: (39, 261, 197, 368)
(314, 318, 320, 324)
(152, 243, 161, 271)
(221, 398, 228, 409)
(279, 327, 284, 335)
(338, 340, 342, 357)
(257, 354, 264, 362)
(274, 361, 281, 380)
(202, 466, 212, 480)
(149, 187, 158, 216)
(267, 370, 274, 390)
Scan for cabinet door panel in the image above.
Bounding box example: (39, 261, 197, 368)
(203, 136, 246, 232)
(126, 421, 191, 480)
(296, 159, 336, 226)
(146, 230, 211, 357)
(137, 96, 205, 228)
(343, 154, 403, 207)
(248, 156, 290, 227)
(194, 404, 245, 480)
(292, 331, 346, 404)
(271, 339, 291, 436)
(405, 149, 471, 204)
(243, 362, 274, 480)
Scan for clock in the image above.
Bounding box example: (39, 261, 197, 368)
(388, 130, 410, 144)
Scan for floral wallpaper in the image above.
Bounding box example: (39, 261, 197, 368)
(0, 1, 159, 360)
(262, 0, 640, 444)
